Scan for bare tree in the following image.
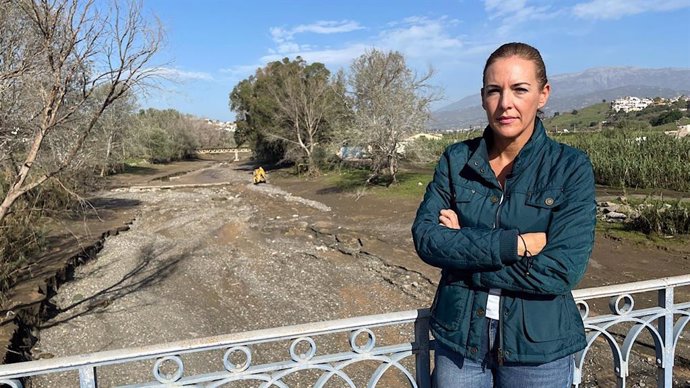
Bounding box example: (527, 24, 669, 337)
(0, 0, 162, 223)
(348, 49, 438, 184)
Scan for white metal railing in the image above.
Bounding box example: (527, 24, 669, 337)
(0, 275, 688, 387)
(572, 274, 690, 387)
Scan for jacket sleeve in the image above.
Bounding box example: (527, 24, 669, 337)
(474, 154, 596, 295)
(412, 147, 519, 272)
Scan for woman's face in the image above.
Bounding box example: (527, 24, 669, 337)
(482, 55, 550, 144)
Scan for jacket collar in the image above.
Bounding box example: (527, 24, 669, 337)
(466, 118, 547, 188)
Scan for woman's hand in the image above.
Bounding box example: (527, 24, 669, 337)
(518, 232, 547, 256)
(439, 209, 461, 229)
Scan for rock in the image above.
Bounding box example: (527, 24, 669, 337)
(618, 204, 633, 214)
(605, 211, 628, 221)
(602, 204, 620, 214)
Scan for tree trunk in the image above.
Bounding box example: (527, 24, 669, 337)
(100, 132, 114, 177)
(0, 127, 47, 224)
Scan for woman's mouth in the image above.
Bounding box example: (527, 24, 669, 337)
(498, 116, 517, 124)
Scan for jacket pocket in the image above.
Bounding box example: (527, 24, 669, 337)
(431, 283, 469, 331)
(522, 188, 565, 232)
(521, 295, 569, 342)
(525, 188, 564, 209)
(454, 185, 476, 203)
(453, 185, 482, 228)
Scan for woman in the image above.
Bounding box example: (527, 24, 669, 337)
(412, 42, 596, 387)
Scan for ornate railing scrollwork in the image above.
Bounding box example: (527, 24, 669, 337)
(571, 275, 690, 387)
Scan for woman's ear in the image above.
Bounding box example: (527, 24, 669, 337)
(480, 88, 486, 110)
(538, 83, 551, 109)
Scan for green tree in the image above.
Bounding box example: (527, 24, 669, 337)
(229, 57, 347, 170)
(650, 110, 683, 126)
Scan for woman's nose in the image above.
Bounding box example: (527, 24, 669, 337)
(499, 91, 513, 110)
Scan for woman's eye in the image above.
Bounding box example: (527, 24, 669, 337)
(515, 88, 528, 93)
(486, 89, 499, 95)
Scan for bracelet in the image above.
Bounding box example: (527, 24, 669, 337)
(518, 234, 534, 276)
(518, 234, 529, 257)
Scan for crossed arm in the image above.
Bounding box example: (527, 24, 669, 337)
(412, 150, 596, 296)
(439, 209, 547, 257)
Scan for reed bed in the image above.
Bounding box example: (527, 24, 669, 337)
(556, 131, 690, 192)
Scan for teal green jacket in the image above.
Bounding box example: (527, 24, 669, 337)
(412, 119, 596, 364)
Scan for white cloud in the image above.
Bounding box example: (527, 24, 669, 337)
(219, 64, 260, 78)
(270, 20, 364, 43)
(154, 67, 214, 81)
(376, 17, 463, 59)
(261, 44, 370, 68)
(482, 0, 558, 37)
(572, 0, 690, 20)
(484, 0, 528, 20)
(260, 16, 466, 69)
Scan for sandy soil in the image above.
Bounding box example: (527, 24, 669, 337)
(24, 155, 690, 387)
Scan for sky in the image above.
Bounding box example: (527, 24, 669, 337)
(139, 0, 690, 121)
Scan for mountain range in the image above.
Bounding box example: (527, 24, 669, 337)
(430, 67, 690, 130)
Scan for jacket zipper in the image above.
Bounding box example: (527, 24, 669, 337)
(494, 180, 507, 365)
(497, 297, 505, 365)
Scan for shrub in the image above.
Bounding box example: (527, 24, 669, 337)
(627, 200, 690, 235)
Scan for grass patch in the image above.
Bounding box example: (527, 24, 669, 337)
(320, 167, 433, 199)
(543, 102, 609, 131)
(597, 220, 690, 252)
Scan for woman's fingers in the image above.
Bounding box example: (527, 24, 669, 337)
(439, 209, 460, 229)
(518, 232, 548, 256)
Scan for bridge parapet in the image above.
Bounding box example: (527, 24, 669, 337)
(0, 275, 688, 387)
(194, 148, 251, 154)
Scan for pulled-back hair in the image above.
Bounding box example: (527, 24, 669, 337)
(483, 42, 548, 88)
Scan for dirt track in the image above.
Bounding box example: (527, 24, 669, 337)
(27, 156, 690, 387)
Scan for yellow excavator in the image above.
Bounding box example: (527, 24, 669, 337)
(252, 166, 267, 184)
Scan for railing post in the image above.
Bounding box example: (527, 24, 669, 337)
(78, 366, 97, 388)
(414, 314, 431, 388)
(657, 286, 674, 388)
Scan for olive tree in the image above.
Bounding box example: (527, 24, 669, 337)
(230, 57, 348, 172)
(348, 49, 437, 184)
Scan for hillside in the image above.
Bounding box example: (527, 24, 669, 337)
(431, 67, 690, 130)
(542, 99, 690, 132)
(542, 102, 609, 131)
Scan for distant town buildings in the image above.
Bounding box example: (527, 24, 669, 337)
(205, 119, 236, 132)
(611, 95, 689, 113)
(611, 96, 653, 113)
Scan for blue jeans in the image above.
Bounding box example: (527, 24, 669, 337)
(433, 319, 574, 388)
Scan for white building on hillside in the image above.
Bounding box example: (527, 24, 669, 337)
(205, 119, 236, 132)
(611, 96, 653, 113)
(396, 133, 443, 155)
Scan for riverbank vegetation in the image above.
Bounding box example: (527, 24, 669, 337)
(0, 1, 236, 294)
